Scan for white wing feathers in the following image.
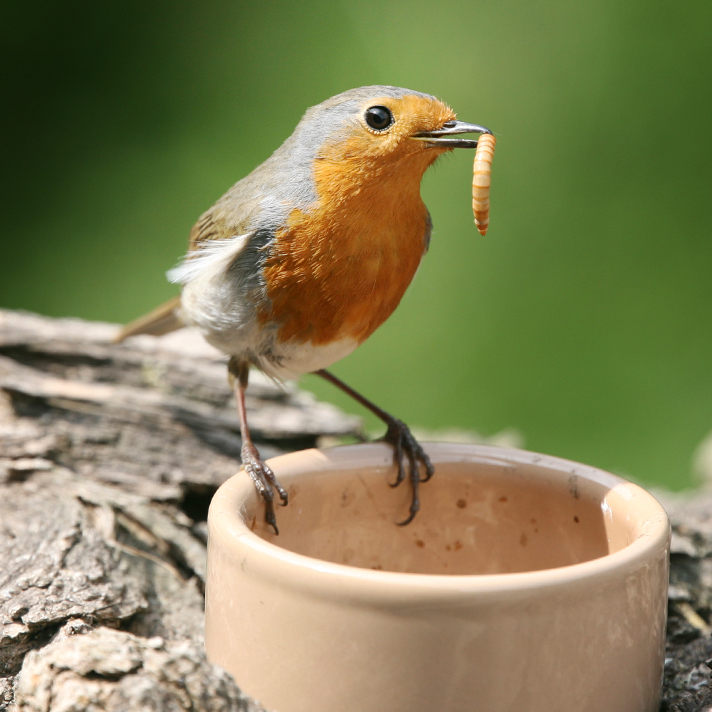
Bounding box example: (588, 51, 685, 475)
(166, 234, 251, 285)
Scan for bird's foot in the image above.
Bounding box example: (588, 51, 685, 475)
(241, 442, 288, 534)
(383, 418, 435, 526)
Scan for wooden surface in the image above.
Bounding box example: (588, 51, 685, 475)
(0, 310, 359, 711)
(1, 309, 711, 710)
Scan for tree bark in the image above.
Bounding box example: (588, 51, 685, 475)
(0, 310, 359, 711)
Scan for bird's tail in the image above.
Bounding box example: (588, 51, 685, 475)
(112, 295, 184, 343)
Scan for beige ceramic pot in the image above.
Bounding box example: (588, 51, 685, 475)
(205, 443, 670, 712)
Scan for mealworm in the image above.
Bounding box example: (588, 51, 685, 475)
(472, 133, 496, 236)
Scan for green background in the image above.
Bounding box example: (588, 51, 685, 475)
(3, 0, 711, 489)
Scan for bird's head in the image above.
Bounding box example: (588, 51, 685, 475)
(251, 86, 492, 221)
(291, 86, 491, 183)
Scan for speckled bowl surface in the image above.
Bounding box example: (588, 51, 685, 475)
(205, 443, 670, 712)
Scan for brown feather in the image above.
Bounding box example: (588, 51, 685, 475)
(188, 211, 222, 251)
(112, 295, 183, 343)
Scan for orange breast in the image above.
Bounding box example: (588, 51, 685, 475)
(260, 144, 433, 346)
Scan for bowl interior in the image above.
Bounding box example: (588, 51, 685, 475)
(240, 454, 633, 575)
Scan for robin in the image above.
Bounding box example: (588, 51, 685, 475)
(115, 85, 492, 533)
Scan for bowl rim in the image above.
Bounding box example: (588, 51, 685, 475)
(208, 443, 670, 600)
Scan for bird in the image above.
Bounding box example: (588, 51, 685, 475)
(114, 85, 492, 534)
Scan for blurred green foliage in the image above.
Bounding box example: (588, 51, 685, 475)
(3, 0, 711, 489)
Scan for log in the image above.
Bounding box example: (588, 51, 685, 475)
(0, 310, 360, 710)
(656, 489, 712, 711)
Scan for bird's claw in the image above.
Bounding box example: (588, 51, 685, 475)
(241, 442, 288, 535)
(383, 418, 434, 526)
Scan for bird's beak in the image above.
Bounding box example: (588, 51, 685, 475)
(412, 120, 492, 149)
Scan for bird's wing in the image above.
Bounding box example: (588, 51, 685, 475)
(188, 210, 222, 251)
(114, 172, 274, 344)
(166, 233, 253, 286)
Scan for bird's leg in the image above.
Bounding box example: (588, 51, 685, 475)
(314, 369, 434, 526)
(229, 358, 288, 534)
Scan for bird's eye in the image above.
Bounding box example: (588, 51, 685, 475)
(364, 106, 393, 131)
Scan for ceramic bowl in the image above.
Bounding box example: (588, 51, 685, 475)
(205, 443, 669, 712)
